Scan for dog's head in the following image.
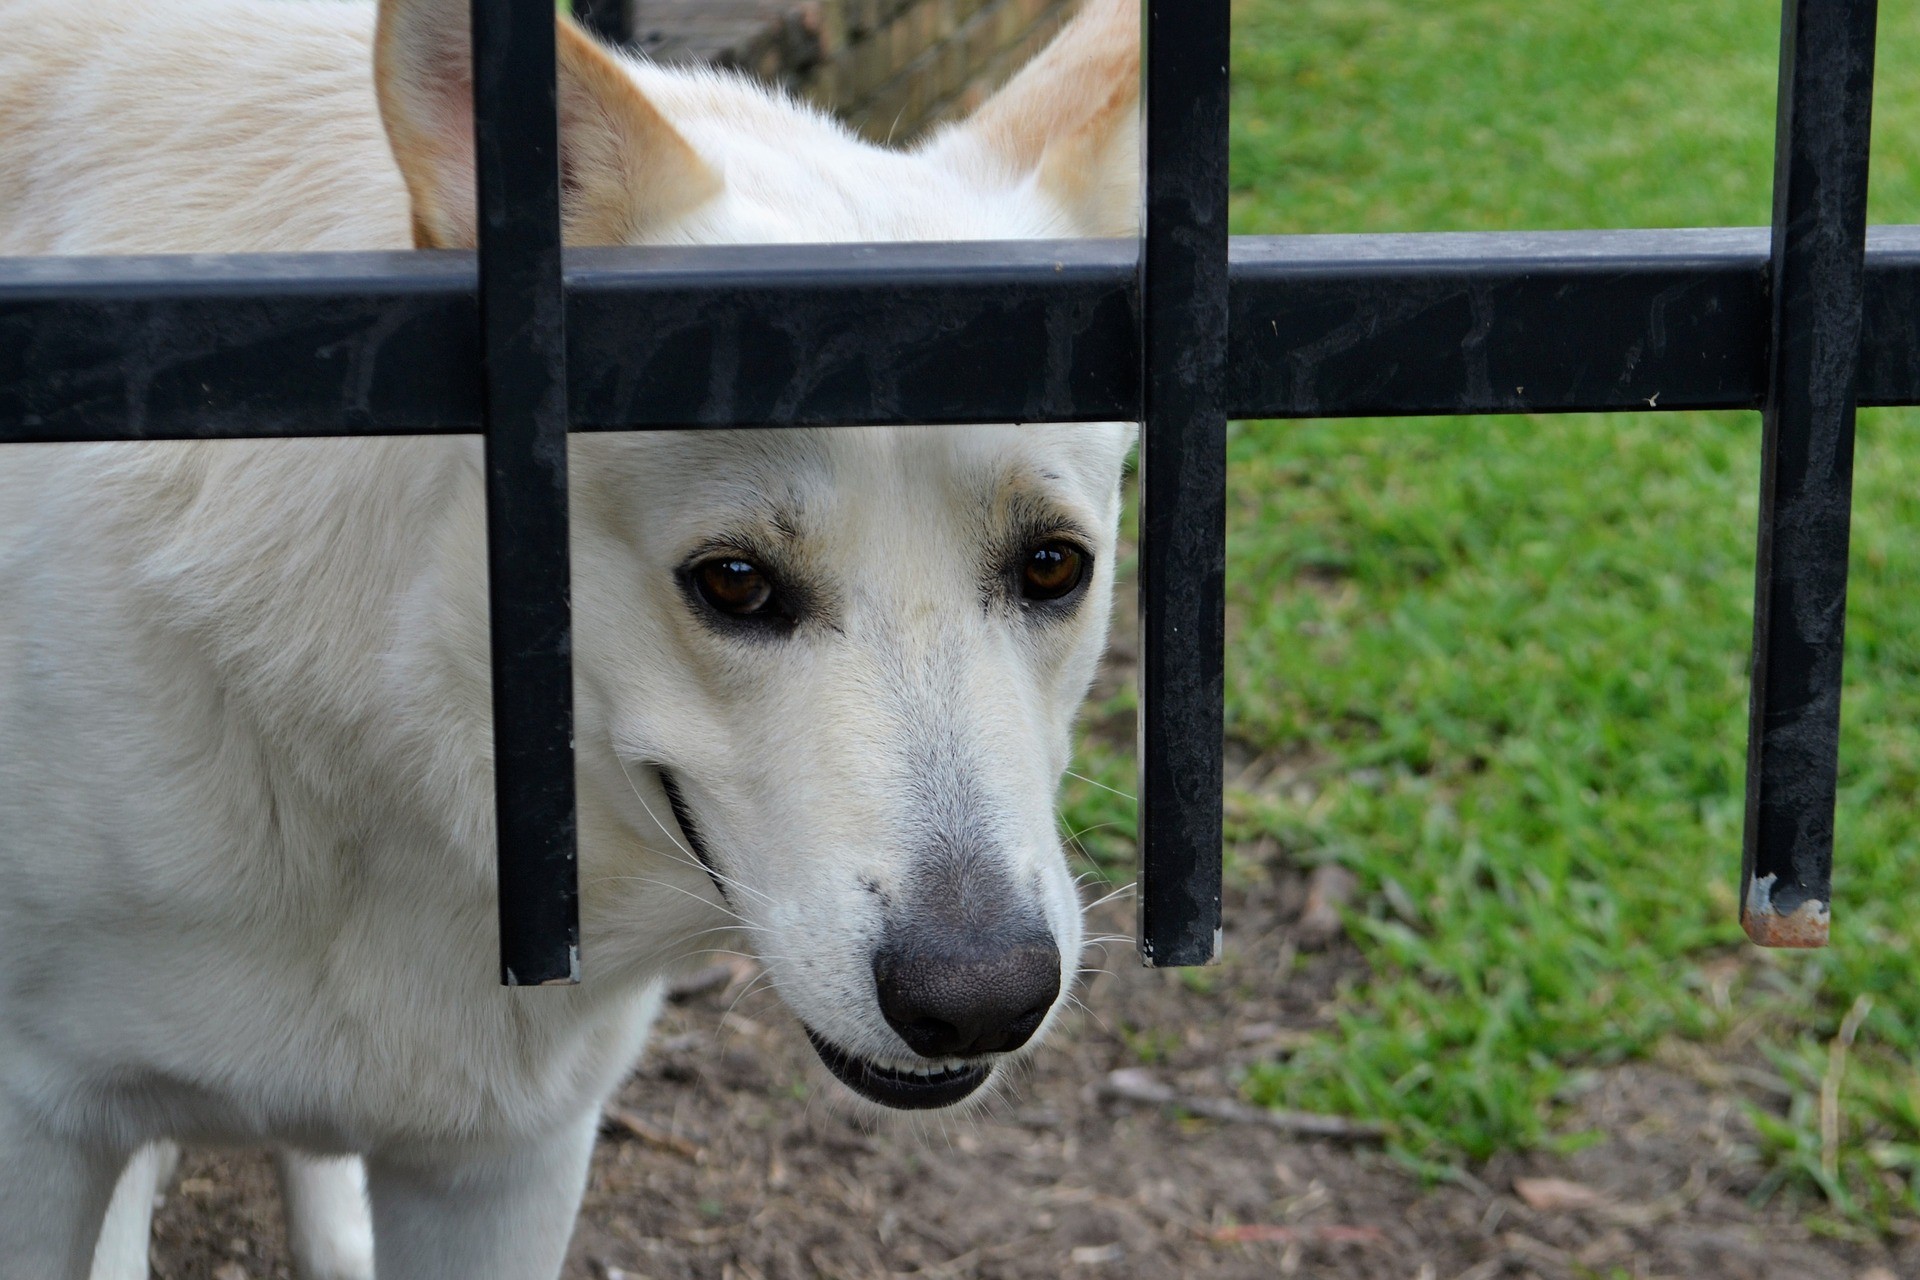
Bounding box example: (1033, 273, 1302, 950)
(568, 425, 1130, 1109)
(376, 0, 1140, 1109)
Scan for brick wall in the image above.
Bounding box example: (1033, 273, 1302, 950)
(631, 0, 1076, 143)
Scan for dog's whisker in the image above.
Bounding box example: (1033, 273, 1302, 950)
(719, 970, 781, 1023)
(655, 924, 763, 948)
(1060, 990, 1110, 1033)
(614, 771, 748, 901)
(668, 952, 792, 976)
(586, 829, 746, 874)
(583, 866, 746, 904)
(667, 942, 791, 964)
(1061, 818, 1129, 844)
(586, 869, 753, 908)
(614, 755, 776, 909)
(586, 874, 756, 928)
(614, 755, 701, 861)
(1062, 768, 1138, 803)
(657, 925, 760, 948)
(1081, 881, 1138, 912)
(615, 924, 775, 975)
(584, 847, 760, 923)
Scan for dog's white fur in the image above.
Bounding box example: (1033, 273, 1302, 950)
(0, 0, 1140, 1276)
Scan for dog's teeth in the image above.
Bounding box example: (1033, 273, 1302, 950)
(868, 1055, 983, 1080)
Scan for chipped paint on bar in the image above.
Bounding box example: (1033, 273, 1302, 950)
(1742, 873, 1831, 949)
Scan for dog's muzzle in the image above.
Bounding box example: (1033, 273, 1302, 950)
(655, 762, 1064, 1110)
(802, 924, 1061, 1109)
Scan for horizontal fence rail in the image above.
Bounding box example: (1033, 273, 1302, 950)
(12, 227, 1920, 441)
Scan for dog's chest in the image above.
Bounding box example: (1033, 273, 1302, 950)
(29, 844, 666, 1152)
(105, 967, 663, 1153)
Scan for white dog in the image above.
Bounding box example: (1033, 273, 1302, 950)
(0, 0, 1140, 1276)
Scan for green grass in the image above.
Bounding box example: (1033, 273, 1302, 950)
(1061, 0, 1920, 1225)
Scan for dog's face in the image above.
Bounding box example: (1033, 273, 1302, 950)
(570, 425, 1129, 1108)
(376, 0, 1140, 1108)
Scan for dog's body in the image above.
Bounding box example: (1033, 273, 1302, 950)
(0, 0, 1139, 1276)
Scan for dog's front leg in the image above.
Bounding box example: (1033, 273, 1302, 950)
(277, 1150, 375, 1280)
(0, 1108, 130, 1280)
(364, 1110, 599, 1280)
(88, 1142, 181, 1280)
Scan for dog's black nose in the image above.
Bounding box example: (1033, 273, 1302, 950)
(872, 931, 1062, 1059)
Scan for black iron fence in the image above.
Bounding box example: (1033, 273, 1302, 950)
(0, 0, 1885, 976)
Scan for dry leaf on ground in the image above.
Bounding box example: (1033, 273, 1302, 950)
(1512, 1177, 1611, 1213)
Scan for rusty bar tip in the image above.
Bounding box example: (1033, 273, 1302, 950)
(1742, 873, 1830, 949)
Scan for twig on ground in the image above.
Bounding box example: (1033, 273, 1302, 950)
(1097, 1068, 1386, 1141)
(902, 1234, 1043, 1278)
(1204, 1223, 1387, 1246)
(602, 1105, 705, 1161)
(1509, 1167, 1705, 1229)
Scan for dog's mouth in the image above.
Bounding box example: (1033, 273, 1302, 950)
(656, 766, 729, 903)
(655, 765, 994, 1110)
(802, 1026, 994, 1109)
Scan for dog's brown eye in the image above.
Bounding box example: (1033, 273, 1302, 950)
(1020, 541, 1087, 602)
(694, 558, 774, 616)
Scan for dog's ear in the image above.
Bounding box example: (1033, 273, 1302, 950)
(375, 2, 720, 248)
(929, 0, 1140, 236)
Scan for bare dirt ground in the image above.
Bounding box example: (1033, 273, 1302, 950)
(150, 852, 1920, 1280)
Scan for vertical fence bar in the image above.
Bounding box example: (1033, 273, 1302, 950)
(472, 0, 581, 983)
(1136, 0, 1229, 967)
(1742, 0, 1878, 949)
